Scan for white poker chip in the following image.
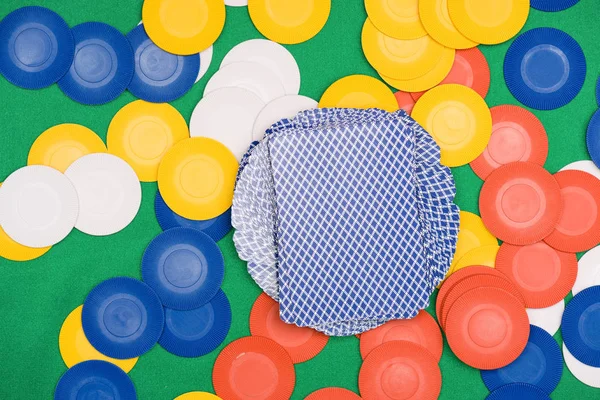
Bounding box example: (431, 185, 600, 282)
(190, 87, 265, 160)
(0, 165, 79, 248)
(225, 0, 247, 5)
(221, 39, 301, 95)
(572, 245, 600, 295)
(252, 95, 318, 141)
(65, 153, 142, 236)
(526, 299, 565, 336)
(197, 45, 213, 83)
(204, 61, 285, 104)
(564, 343, 600, 388)
(560, 160, 600, 180)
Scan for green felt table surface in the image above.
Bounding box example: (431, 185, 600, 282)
(0, 0, 599, 399)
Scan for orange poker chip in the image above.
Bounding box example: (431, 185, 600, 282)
(479, 162, 562, 245)
(359, 341, 441, 400)
(445, 286, 529, 370)
(212, 336, 295, 400)
(470, 105, 548, 180)
(440, 274, 525, 331)
(249, 293, 329, 363)
(394, 91, 415, 114)
(544, 170, 600, 252)
(359, 310, 443, 361)
(495, 241, 578, 308)
(411, 47, 490, 101)
(305, 387, 361, 400)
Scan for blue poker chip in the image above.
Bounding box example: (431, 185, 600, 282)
(0, 6, 74, 89)
(141, 227, 225, 310)
(504, 27, 586, 110)
(530, 0, 580, 12)
(126, 24, 199, 103)
(58, 22, 134, 105)
(55, 360, 137, 399)
(159, 289, 231, 357)
(481, 325, 562, 394)
(486, 383, 551, 400)
(82, 277, 164, 359)
(154, 190, 232, 242)
(562, 285, 600, 367)
(586, 109, 600, 169)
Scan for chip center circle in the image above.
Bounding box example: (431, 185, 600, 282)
(179, 158, 221, 198)
(500, 183, 541, 223)
(76, 380, 116, 399)
(431, 103, 472, 146)
(468, 308, 507, 348)
(383, 326, 423, 346)
(139, 42, 179, 81)
(17, 183, 59, 228)
(579, 304, 600, 350)
(14, 27, 52, 67)
(129, 120, 169, 160)
(103, 298, 143, 338)
(266, 305, 313, 347)
(488, 123, 528, 165)
(230, 352, 279, 397)
(521, 44, 570, 94)
(74, 42, 114, 84)
(381, 361, 420, 399)
(513, 243, 561, 292)
(556, 186, 597, 236)
(163, 248, 204, 288)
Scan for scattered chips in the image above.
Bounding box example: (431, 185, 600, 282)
(562, 286, 600, 367)
(450, 211, 498, 272)
(364, 0, 426, 40)
(561, 160, 600, 180)
(572, 245, 600, 295)
(526, 300, 565, 336)
(54, 360, 137, 399)
(252, 95, 317, 141)
(451, 244, 499, 272)
(0, 220, 51, 261)
(563, 342, 600, 388)
(419, 0, 478, 49)
(319, 75, 398, 112)
(394, 90, 416, 114)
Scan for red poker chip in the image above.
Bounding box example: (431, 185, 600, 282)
(305, 387, 361, 400)
(394, 90, 415, 114)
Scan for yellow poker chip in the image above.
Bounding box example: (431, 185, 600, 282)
(448, 0, 529, 45)
(452, 244, 500, 274)
(107, 100, 189, 182)
(142, 0, 225, 55)
(157, 137, 238, 220)
(364, 0, 427, 40)
(27, 124, 106, 173)
(411, 84, 492, 167)
(175, 393, 222, 400)
(59, 305, 138, 373)
(381, 46, 455, 92)
(319, 75, 399, 112)
(361, 18, 446, 80)
(248, 0, 331, 45)
(451, 211, 498, 269)
(419, 0, 478, 49)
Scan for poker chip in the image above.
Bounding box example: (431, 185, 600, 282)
(319, 75, 398, 112)
(418, 0, 478, 49)
(450, 211, 498, 272)
(560, 160, 600, 180)
(58, 22, 134, 105)
(440, 274, 525, 330)
(451, 244, 499, 272)
(126, 24, 199, 103)
(573, 245, 600, 295)
(82, 277, 164, 359)
(486, 383, 551, 400)
(204, 61, 286, 103)
(470, 105, 548, 180)
(189, 87, 265, 160)
(586, 110, 600, 169)
(249, 293, 328, 363)
(175, 392, 222, 400)
(358, 341, 442, 400)
(142, 227, 224, 310)
(562, 286, 600, 367)
(159, 289, 231, 357)
(65, 153, 142, 236)
(0, 6, 74, 89)
(504, 28, 586, 110)
(0, 165, 78, 248)
(544, 170, 600, 252)
(448, 0, 529, 45)
(479, 162, 562, 245)
(248, 0, 331, 44)
(252, 95, 317, 141)
(226, 0, 247, 5)
(359, 310, 443, 361)
(59, 305, 138, 372)
(445, 286, 530, 370)
(157, 138, 238, 220)
(563, 342, 600, 388)
(0, 221, 51, 261)
(142, 0, 225, 55)
(481, 325, 563, 393)
(212, 336, 295, 400)
(527, 300, 565, 336)
(28, 123, 107, 173)
(411, 84, 492, 167)
(197, 46, 213, 83)
(410, 47, 490, 101)
(154, 191, 232, 242)
(362, 19, 445, 80)
(54, 360, 137, 399)
(220, 39, 301, 95)
(394, 91, 415, 114)
(364, 0, 427, 40)
(305, 388, 361, 400)
(381, 46, 455, 93)
(531, 0, 580, 12)
(496, 242, 577, 308)
(107, 100, 189, 182)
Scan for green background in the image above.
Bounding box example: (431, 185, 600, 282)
(0, 0, 599, 398)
